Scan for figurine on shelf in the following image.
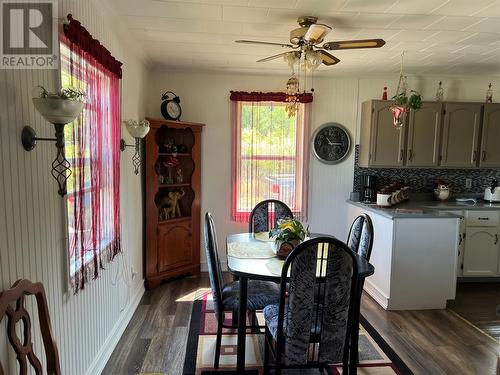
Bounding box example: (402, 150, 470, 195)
(158, 189, 185, 220)
(164, 138, 175, 153)
(382, 86, 388, 100)
(486, 83, 493, 103)
(176, 168, 183, 183)
(435, 81, 444, 101)
(163, 156, 180, 184)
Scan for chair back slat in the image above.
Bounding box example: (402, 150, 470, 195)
(0, 279, 61, 375)
(249, 199, 293, 233)
(347, 214, 374, 261)
(277, 237, 357, 366)
(204, 212, 224, 318)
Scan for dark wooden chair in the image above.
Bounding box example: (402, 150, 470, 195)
(249, 199, 293, 233)
(204, 212, 280, 368)
(262, 237, 358, 375)
(0, 279, 61, 375)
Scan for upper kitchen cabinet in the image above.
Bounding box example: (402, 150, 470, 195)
(406, 102, 442, 167)
(440, 102, 482, 168)
(359, 100, 406, 167)
(479, 103, 500, 168)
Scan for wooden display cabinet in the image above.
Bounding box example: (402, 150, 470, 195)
(144, 118, 204, 289)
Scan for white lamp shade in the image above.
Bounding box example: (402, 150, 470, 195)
(124, 119, 150, 138)
(32, 98, 84, 125)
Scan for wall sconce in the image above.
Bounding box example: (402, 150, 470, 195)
(121, 119, 150, 174)
(22, 96, 84, 197)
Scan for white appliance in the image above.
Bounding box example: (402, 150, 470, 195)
(484, 179, 500, 202)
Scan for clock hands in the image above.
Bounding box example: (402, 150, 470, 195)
(326, 136, 342, 146)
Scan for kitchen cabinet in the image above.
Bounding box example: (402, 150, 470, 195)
(463, 227, 499, 276)
(462, 210, 500, 277)
(406, 102, 442, 167)
(359, 100, 406, 167)
(440, 102, 482, 168)
(479, 103, 500, 167)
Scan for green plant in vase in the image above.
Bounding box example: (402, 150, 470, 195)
(390, 90, 422, 128)
(269, 218, 309, 259)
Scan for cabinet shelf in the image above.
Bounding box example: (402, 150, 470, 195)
(159, 183, 191, 188)
(158, 216, 191, 225)
(158, 153, 191, 157)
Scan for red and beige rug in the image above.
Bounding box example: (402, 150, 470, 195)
(183, 290, 413, 375)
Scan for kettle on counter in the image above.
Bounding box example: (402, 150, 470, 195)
(484, 179, 500, 202)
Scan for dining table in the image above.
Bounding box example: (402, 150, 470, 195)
(226, 232, 375, 375)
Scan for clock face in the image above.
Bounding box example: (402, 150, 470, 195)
(166, 101, 181, 119)
(312, 123, 351, 164)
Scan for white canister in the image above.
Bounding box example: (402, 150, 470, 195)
(377, 192, 392, 207)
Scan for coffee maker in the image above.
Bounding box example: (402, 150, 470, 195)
(362, 175, 377, 203)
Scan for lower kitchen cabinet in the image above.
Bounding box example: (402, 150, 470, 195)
(463, 227, 500, 276)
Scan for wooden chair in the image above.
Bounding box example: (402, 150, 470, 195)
(0, 279, 61, 375)
(204, 212, 280, 368)
(262, 237, 358, 375)
(249, 199, 293, 233)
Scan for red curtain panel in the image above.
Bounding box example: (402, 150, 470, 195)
(61, 15, 122, 293)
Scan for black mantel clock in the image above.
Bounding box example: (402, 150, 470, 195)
(160, 91, 182, 121)
(312, 122, 352, 164)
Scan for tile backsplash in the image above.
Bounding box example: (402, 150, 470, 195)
(353, 145, 500, 195)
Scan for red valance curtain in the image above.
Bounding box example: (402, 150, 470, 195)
(230, 91, 312, 223)
(61, 15, 121, 293)
(230, 91, 313, 103)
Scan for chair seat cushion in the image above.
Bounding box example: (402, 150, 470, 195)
(263, 304, 322, 342)
(222, 280, 280, 311)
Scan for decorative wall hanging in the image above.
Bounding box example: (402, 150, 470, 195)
(21, 86, 85, 196)
(121, 119, 150, 174)
(389, 51, 422, 129)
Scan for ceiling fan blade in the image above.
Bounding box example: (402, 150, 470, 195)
(319, 50, 340, 66)
(256, 52, 291, 63)
(322, 38, 386, 50)
(235, 40, 294, 48)
(304, 24, 332, 44)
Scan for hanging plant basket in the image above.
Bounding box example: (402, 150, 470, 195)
(390, 90, 422, 129)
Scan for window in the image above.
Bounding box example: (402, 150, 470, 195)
(230, 92, 312, 222)
(60, 17, 122, 292)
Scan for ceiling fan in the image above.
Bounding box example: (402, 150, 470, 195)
(235, 16, 385, 67)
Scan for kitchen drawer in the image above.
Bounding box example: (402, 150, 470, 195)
(466, 211, 500, 227)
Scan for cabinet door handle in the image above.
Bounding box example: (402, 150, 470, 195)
(458, 233, 462, 245)
(495, 234, 498, 245)
(408, 149, 413, 161)
(482, 150, 486, 161)
(472, 151, 478, 162)
(478, 217, 489, 221)
(399, 149, 403, 161)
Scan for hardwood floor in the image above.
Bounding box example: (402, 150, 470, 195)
(447, 282, 500, 340)
(103, 274, 499, 375)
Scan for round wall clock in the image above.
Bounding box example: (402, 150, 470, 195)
(312, 122, 352, 164)
(161, 91, 182, 121)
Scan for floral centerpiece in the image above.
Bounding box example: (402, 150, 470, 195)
(269, 218, 309, 259)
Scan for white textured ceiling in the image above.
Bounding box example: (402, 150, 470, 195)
(107, 0, 500, 76)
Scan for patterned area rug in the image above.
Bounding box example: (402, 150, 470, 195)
(182, 290, 413, 375)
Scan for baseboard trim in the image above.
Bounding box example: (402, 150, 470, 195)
(85, 281, 145, 375)
(364, 280, 389, 310)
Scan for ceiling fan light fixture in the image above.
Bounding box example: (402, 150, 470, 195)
(304, 50, 322, 71)
(303, 24, 332, 44)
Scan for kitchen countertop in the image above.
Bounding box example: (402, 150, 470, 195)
(347, 199, 500, 219)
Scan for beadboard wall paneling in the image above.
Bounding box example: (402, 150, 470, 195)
(0, 1, 148, 374)
(145, 70, 499, 270)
